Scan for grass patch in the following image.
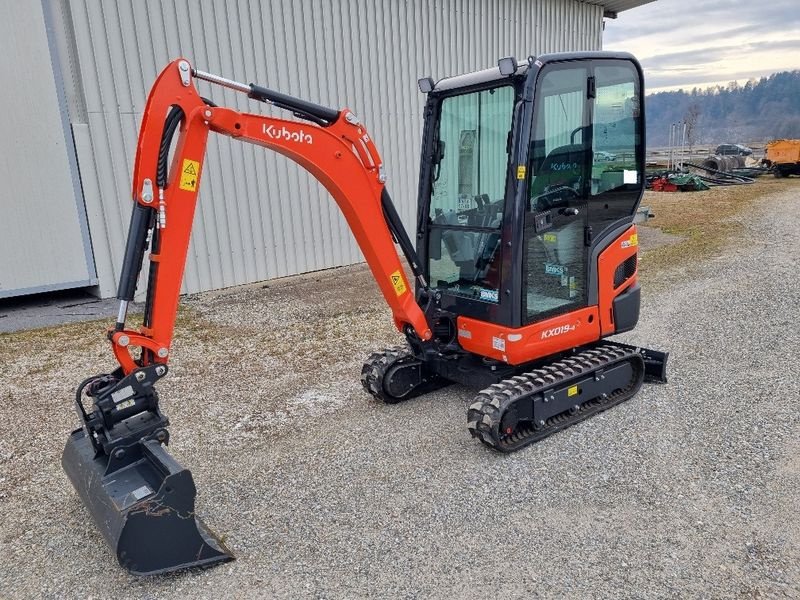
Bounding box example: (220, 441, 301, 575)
(639, 177, 799, 285)
(0, 306, 210, 377)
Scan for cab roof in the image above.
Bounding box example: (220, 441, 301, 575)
(429, 51, 639, 94)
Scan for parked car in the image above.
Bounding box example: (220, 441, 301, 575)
(594, 150, 617, 162)
(715, 143, 752, 156)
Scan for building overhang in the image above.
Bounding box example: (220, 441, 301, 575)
(583, 0, 657, 19)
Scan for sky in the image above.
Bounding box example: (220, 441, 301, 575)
(604, 0, 800, 94)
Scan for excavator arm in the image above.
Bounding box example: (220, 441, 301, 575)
(113, 58, 432, 376)
(62, 58, 433, 576)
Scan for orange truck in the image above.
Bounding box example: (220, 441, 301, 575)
(763, 139, 800, 177)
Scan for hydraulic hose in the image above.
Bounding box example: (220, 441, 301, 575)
(142, 106, 184, 329)
(157, 106, 185, 188)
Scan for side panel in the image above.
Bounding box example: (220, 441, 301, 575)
(454, 222, 639, 365)
(766, 140, 800, 164)
(457, 306, 600, 365)
(597, 224, 639, 335)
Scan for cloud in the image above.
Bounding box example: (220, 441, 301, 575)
(643, 39, 800, 70)
(710, 19, 800, 40)
(605, 0, 799, 45)
(603, 0, 800, 92)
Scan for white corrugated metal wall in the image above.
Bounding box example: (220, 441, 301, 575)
(0, 0, 96, 298)
(51, 0, 603, 297)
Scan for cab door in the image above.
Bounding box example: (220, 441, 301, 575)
(521, 58, 644, 326)
(422, 83, 518, 324)
(523, 64, 591, 324)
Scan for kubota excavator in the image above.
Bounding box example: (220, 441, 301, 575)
(63, 52, 668, 575)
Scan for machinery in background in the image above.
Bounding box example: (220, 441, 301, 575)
(762, 139, 800, 177)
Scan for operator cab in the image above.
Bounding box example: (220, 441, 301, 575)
(416, 52, 645, 330)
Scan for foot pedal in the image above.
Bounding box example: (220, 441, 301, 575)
(62, 429, 233, 575)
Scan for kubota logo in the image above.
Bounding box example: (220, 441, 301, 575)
(263, 124, 313, 144)
(540, 324, 576, 339)
(551, 161, 578, 172)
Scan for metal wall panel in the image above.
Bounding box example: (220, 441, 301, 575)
(61, 0, 602, 297)
(0, 0, 96, 298)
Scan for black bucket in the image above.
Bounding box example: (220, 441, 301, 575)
(62, 429, 233, 575)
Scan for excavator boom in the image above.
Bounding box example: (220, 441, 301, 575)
(63, 58, 433, 575)
(114, 58, 431, 376)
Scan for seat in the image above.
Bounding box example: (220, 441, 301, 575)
(529, 143, 586, 211)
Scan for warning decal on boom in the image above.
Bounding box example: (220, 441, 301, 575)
(179, 159, 201, 191)
(390, 270, 407, 296)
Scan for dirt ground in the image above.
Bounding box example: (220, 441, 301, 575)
(1, 178, 799, 598)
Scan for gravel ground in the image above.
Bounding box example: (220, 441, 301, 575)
(1, 185, 798, 598)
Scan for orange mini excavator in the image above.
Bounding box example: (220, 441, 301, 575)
(63, 53, 667, 574)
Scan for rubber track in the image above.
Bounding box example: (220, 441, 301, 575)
(466, 343, 644, 453)
(361, 345, 414, 404)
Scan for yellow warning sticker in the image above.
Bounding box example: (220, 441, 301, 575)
(516, 165, 527, 179)
(621, 233, 639, 249)
(543, 233, 557, 243)
(390, 270, 407, 296)
(179, 159, 200, 192)
(567, 385, 579, 397)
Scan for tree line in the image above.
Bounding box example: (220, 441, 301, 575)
(645, 70, 800, 147)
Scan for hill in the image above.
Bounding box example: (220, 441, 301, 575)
(645, 70, 800, 148)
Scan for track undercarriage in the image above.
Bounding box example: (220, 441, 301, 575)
(362, 342, 667, 452)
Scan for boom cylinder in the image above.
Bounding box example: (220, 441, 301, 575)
(248, 83, 340, 124)
(192, 67, 339, 125)
(117, 202, 154, 302)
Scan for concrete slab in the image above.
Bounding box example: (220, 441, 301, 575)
(0, 290, 140, 333)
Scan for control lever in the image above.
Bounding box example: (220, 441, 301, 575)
(559, 207, 580, 216)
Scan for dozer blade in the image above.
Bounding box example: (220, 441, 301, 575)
(62, 429, 233, 575)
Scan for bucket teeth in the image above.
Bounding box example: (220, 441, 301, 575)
(62, 429, 233, 575)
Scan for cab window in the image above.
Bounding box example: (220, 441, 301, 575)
(588, 63, 644, 234)
(427, 86, 515, 303)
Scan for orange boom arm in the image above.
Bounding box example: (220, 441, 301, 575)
(111, 58, 432, 375)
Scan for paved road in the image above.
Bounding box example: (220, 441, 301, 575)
(1, 187, 798, 598)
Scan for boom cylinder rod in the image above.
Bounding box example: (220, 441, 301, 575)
(116, 301, 129, 329)
(192, 69, 250, 94)
(192, 67, 339, 124)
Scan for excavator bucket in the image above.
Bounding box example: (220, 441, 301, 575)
(62, 429, 233, 575)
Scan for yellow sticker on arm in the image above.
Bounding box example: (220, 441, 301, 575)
(516, 165, 527, 179)
(390, 270, 407, 296)
(179, 159, 201, 191)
